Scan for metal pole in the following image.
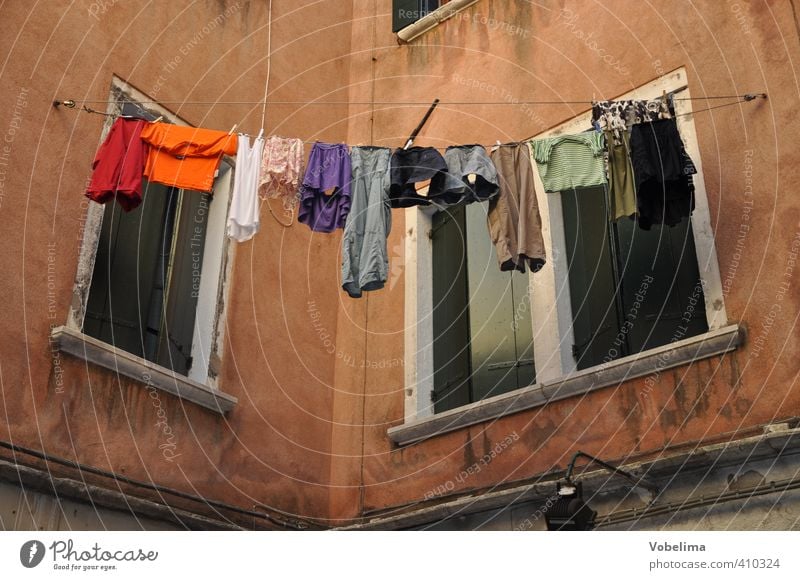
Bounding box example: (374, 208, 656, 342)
(403, 98, 440, 149)
(566, 451, 659, 495)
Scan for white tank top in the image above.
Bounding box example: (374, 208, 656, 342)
(227, 132, 265, 242)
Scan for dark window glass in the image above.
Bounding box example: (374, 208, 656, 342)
(562, 186, 708, 370)
(392, 0, 441, 32)
(83, 179, 211, 376)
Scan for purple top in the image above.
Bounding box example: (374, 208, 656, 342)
(298, 142, 352, 232)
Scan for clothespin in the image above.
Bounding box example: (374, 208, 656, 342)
(153, 115, 163, 123)
(256, 128, 264, 140)
(660, 90, 672, 119)
(228, 124, 237, 135)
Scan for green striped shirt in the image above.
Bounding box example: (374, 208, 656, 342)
(531, 132, 606, 193)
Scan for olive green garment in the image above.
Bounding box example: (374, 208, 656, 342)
(607, 129, 637, 221)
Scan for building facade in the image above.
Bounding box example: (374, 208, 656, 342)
(0, 0, 798, 530)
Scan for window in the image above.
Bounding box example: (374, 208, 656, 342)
(526, 72, 729, 388)
(70, 82, 235, 390)
(83, 175, 212, 376)
(562, 187, 708, 370)
(431, 203, 534, 413)
(400, 68, 729, 430)
(392, 0, 440, 32)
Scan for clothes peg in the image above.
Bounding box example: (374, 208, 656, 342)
(228, 124, 237, 135)
(660, 90, 672, 119)
(153, 115, 163, 123)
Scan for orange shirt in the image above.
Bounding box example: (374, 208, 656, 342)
(139, 123, 238, 192)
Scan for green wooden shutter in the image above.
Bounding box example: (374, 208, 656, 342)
(431, 205, 472, 412)
(511, 270, 536, 388)
(616, 216, 707, 353)
(562, 187, 621, 370)
(143, 186, 180, 362)
(393, 0, 422, 32)
(465, 202, 533, 401)
(156, 190, 210, 375)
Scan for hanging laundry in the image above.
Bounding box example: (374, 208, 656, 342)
(488, 143, 546, 273)
(388, 146, 450, 207)
(258, 135, 304, 208)
(605, 129, 637, 221)
(139, 122, 237, 192)
(439, 144, 499, 205)
(298, 142, 352, 233)
(227, 132, 265, 242)
(630, 118, 696, 230)
(592, 93, 675, 139)
(592, 96, 674, 221)
(531, 131, 606, 193)
(341, 147, 392, 298)
(591, 96, 674, 142)
(86, 117, 147, 211)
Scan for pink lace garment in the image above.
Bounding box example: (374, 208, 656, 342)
(258, 136, 304, 208)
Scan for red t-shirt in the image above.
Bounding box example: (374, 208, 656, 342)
(86, 118, 147, 212)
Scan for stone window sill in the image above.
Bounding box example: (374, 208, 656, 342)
(388, 324, 744, 446)
(51, 325, 237, 414)
(396, 0, 480, 43)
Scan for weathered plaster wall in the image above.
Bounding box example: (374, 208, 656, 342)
(328, 0, 800, 522)
(1, 0, 798, 528)
(0, 0, 354, 524)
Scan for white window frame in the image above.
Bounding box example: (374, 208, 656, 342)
(531, 67, 728, 382)
(397, 67, 735, 441)
(53, 76, 237, 413)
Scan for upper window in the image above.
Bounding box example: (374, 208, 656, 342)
(392, 0, 441, 32)
(78, 92, 234, 385)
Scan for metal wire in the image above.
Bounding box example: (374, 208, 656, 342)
(55, 94, 767, 107)
(63, 94, 763, 151)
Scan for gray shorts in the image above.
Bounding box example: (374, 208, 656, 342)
(441, 144, 500, 204)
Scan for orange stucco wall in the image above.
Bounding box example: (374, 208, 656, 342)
(0, 0, 354, 525)
(0, 0, 798, 527)
(328, 0, 800, 520)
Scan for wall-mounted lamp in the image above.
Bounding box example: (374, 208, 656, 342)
(545, 451, 659, 531)
(545, 481, 597, 531)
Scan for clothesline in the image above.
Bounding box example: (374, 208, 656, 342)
(84, 93, 756, 300)
(55, 93, 766, 107)
(66, 96, 761, 151)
